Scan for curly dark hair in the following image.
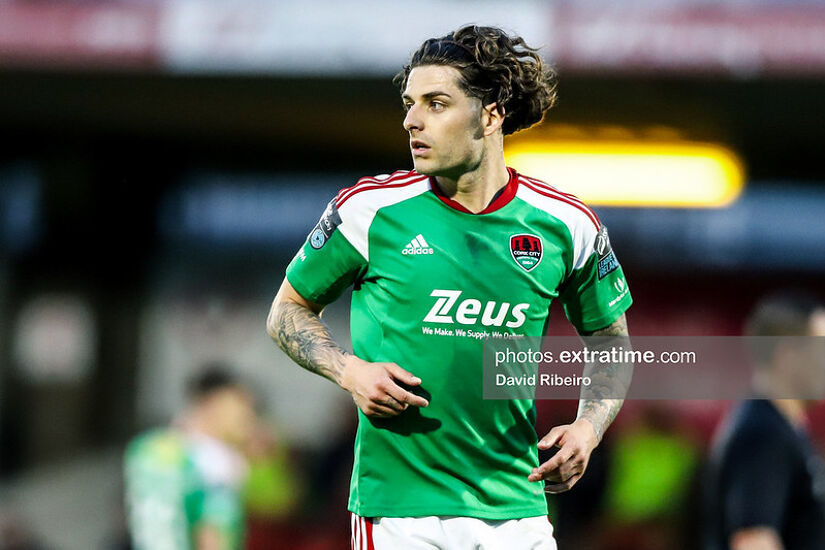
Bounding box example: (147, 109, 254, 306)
(394, 25, 558, 136)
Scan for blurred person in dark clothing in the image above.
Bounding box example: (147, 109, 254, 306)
(705, 291, 825, 550)
(124, 365, 256, 550)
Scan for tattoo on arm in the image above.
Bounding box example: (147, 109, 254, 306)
(267, 301, 350, 386)
(576, 314, 632, 442)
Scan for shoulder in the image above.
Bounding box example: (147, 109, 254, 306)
(328, 171, 431, 261)
(734, 401, 792, 435)
(514, 173, 603, 270)
(125, 428, 186, 468)
(334, 170, 430, 211)
(304, 170, 427, 262)
(514, 172, 601, 235)
(717, 402, 794, 462)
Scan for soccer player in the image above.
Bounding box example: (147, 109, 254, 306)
(124, 366, 256, 550)
(267, 25, 633, 549)
(704, 292, 825, 550)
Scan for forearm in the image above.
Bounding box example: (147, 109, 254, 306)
(267, 300, 351, 387)
(576, 314, 632, 442)
(577, 400, 623, 443)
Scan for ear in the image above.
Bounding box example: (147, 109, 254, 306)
(481, 102, 505, 137)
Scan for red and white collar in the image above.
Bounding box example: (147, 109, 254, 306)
(429, 167, 519, 215)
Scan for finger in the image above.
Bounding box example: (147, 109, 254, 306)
(364, 403, 401, 418)
(530, 445, 577, 480)
(537, 426, 566, 450)
(369, 393, 405, 413)
(544, 472, 583, 494)
(528, 461, 570, 483)
(382, 393, 409, 412)
(556, 456, 586, 481)
(541, 460, 575, 482)
(366, 385, 406, 412)
(385, 381, 429, 408)
(386, 363, 422, 387)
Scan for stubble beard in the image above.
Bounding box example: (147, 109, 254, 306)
(414, 149, 483, 181)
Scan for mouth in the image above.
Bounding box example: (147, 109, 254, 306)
(410, 139, 431, 156)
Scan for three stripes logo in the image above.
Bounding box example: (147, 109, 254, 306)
(402, 234, 434, 255)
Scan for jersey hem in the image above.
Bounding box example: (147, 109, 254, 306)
(347, 503, 549, 521)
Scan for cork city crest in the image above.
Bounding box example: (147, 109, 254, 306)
(510, 234, 543, 272)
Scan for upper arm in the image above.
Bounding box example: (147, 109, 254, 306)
(266, 279, 325, 341)
(268, 194, 368, 335)
(272, 278, 323, 314)
(559, 224, 632, 333)
(282, 196, 368, 306)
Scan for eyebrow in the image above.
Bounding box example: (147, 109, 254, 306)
(401, 91, 453, 102)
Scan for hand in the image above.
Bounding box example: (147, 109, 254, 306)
(529, 418, 599, 493)
(340, 356, 429, 418)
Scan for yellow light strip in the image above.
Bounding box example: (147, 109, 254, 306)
(504, 140, 745, 208)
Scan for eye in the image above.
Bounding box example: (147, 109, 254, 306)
(430, 101, 446, 112)
(402, 101, 413, 112)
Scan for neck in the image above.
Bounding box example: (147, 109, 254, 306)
(771, 399, 807, 427)
(434, 151, 510, 214)
(753, 370, 810, 427)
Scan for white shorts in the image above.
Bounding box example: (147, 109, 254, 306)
(350, 513, 557, 550)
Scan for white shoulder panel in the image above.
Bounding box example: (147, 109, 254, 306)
(516, 180, 601, 271)
(336, 173, 430, 261)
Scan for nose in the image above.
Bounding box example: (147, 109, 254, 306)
(403, 104, 423, 132)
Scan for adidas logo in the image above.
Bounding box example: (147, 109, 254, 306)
(402, 234, 434, 255)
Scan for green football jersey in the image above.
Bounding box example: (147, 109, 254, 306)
(124, 428, 246, 550)
(286, 168, 632, 519)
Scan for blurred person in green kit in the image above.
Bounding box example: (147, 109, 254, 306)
(124, 366, 256, 550)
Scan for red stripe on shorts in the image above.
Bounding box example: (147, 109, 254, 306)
(365, 517, 375, 550)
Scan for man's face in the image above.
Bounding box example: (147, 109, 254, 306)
(402, 65, 486, 178)
(809, 309, 825, 337)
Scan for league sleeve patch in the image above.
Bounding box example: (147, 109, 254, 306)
(594, 225, 619, 279)
(308, 199, 342, 249)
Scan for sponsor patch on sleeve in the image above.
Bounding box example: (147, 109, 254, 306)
(308, 199, 342, 249)
(594, 225, 619, 279)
